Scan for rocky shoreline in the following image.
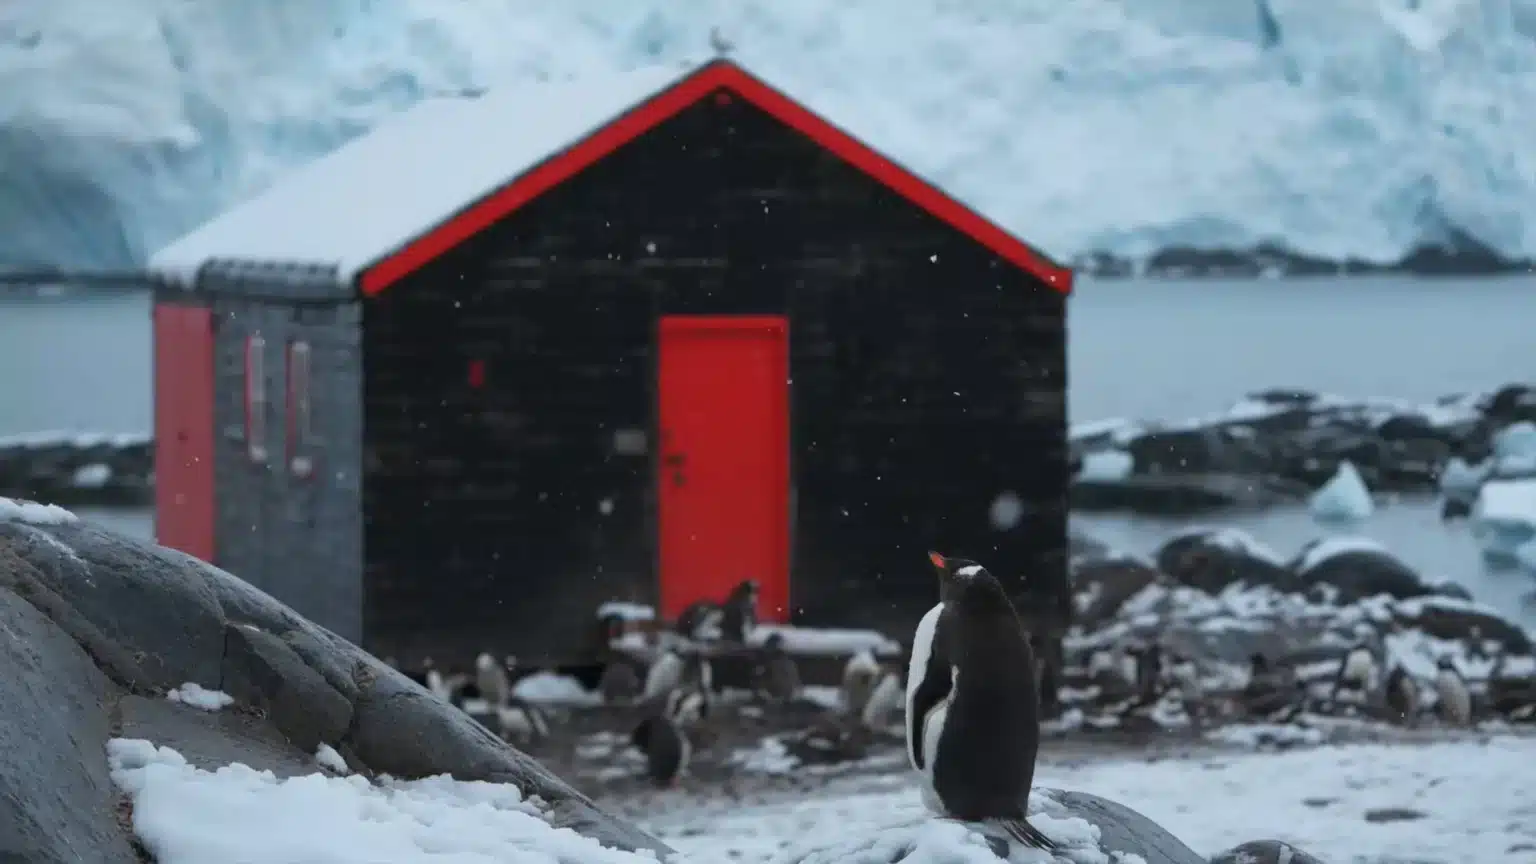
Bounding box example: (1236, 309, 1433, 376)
(1072, 382, 1535, 515)
(8, 383, 1531, 516)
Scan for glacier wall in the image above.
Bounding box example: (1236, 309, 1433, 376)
(4, 0, 1536, 272)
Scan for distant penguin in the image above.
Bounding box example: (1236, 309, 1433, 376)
(423, 657, 451, 701)
(1242, 653, 1305, 721)
(1132, 643, 1163, 708)
(843, 649, 882, 717)
(1331, 642, 1379, 706)
(675, 601, 725, 642)
(787, 715, 872, 766)
(642, 650, 686, 702)
(630, 714, 690, 787)
(756, 631, 801, 703)
(599, 660, 642, 705)
(906, 551, 1057, 851)
(1086, 648, 1137, 705)
(720, 578, 761, 643)
(1434, 656, 1473, 726)
(475, 652, 511, 708)
(1382, 665, 1419, 726)
(861, 669, 905, 729)
(664, 685, 710, 727)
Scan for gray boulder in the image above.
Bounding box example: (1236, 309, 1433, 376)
(782, 787, 1208, 864)
(1209, 839, 1330, 864)
(0, 505, 673, 862)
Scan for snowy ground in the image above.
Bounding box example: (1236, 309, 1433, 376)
(641, 738, 1536, 864)
(108, 731, 1536, 863)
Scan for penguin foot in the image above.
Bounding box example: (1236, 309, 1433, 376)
(998, 817, 1057, 851)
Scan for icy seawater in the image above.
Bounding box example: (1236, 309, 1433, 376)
(12, 275, 1536, 624)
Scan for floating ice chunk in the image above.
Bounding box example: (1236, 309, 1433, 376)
(1493, 422, 1536, 476)
(166, 682, 234, 711)
(1309, 460, 1374, 523)
(1078, 449, 1134, 481)
(1439, 456, 1492, 501)
(1471, 479, 1536, 565)
(0, 496, 79, 525)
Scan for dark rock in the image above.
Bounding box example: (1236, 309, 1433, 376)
(1393, 597, 1533, 654)
(116, 694, 319, 780)
(221, 623, 352, 751)
(1072, 557, 1164, 626)
(1156, 529, 1298, 594)
(1210, 839, 1330, 864)
(1485, 384, 1536, 425)
(4, 520, 227, 691)
(0, 509, 672, 857)
(346, 657, 672, 855)
(1046, 789, 1206, 864)
(1429, 581, 1473, 602)
(1290, 541, 1431, 604)
(0, 586, 138, 863)
(1362, 807, 1426, 823)
(1072, 473, 1308, 515)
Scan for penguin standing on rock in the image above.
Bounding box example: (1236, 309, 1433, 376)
(720, 578, 760, 643)
(755, 631, 801, 703)
(1382, 664, 1420, 726)
(905, 552, 1057, 852)
(1434, 656, 1473, 726)
(475, 652, 510, 707)
(1330, 641, 1380, 708)
(861, 668, 905, 729)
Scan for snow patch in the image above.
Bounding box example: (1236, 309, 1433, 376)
(596, 601, 655, 621)
(165, 683, 233, 712)
(1308, 460, 1374, 523)
(749, 625, 902, 656)
(313, 744, 348, 774)
(1077, 450, 1134, 482)
(0, 496, 79, 526)
(105, 738, 665, 864)
(512, 672, 600, 706)
(1294, 536, 1390, 574)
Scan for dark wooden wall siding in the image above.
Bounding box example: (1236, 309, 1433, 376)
(362, 92, 1067, 661)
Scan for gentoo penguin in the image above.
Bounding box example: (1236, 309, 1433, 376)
(641, 650, 686, 702)
(1242, 653, 1305, 721)
(755, 632, 801, 703)
(1085, 648, 1137, 705)
(630, 713, 690, 787)
(664, 684, 710, 727)
(475, 652, 511, 708)
(1382, 664, 1419, 726)
(906, 552, 1057, 851)
(675, 600, 725, 642)
(1433, 656, 1473, 726)
(1132, 642, 1164, 708)
(599, 660, 642, 705)
(1331, 641, 1380, 706)
(843, 649, 882, 717)
(720, 578, 760, 643)
(861, 668, 905, 729)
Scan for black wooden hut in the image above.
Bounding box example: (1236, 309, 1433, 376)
(147, 58, 1074, 668)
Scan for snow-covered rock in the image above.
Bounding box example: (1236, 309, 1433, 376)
(1492, 421, 1536, 476)
(1308, 460, 1374, 523)
(1077, 449, 1134, 482)
(1471, 478, 1536, 567)
(0, 495, 79, 525)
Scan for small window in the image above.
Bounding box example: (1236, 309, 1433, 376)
(287, 340, 314, 478)
(244, 333, 268, 464)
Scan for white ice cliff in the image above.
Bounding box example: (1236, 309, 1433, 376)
(4, 0, 1536, 271)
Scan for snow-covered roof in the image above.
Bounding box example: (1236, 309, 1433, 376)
(148, 63, 685, 290)
(148, 59, 1072, 295)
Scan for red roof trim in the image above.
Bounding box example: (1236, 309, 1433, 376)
(361, 59, 1073, 296)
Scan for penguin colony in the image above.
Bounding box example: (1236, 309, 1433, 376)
(388, 561, 1534, 797)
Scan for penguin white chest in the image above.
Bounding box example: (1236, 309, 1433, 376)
(905, 603, 946, 769)
(1342, 650, 1375, 687)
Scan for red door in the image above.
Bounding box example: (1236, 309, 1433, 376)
(152, 303, 216, 562)
(657, 315, 790, 623)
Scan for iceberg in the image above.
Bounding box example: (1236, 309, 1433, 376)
(1309, 460, 1374, 523)
(1493, 421, 1536, 477)
(1471, 478, 1536, 566)
(5, 0, 1536, 272)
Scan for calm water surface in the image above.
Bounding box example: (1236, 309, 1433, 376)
(9, 276, 1536, 624)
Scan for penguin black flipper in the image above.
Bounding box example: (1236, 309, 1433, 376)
(999, 816, 1057, 851)
(908, 609, 952, 771)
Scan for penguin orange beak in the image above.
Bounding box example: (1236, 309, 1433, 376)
(928, 551, 946, 570)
